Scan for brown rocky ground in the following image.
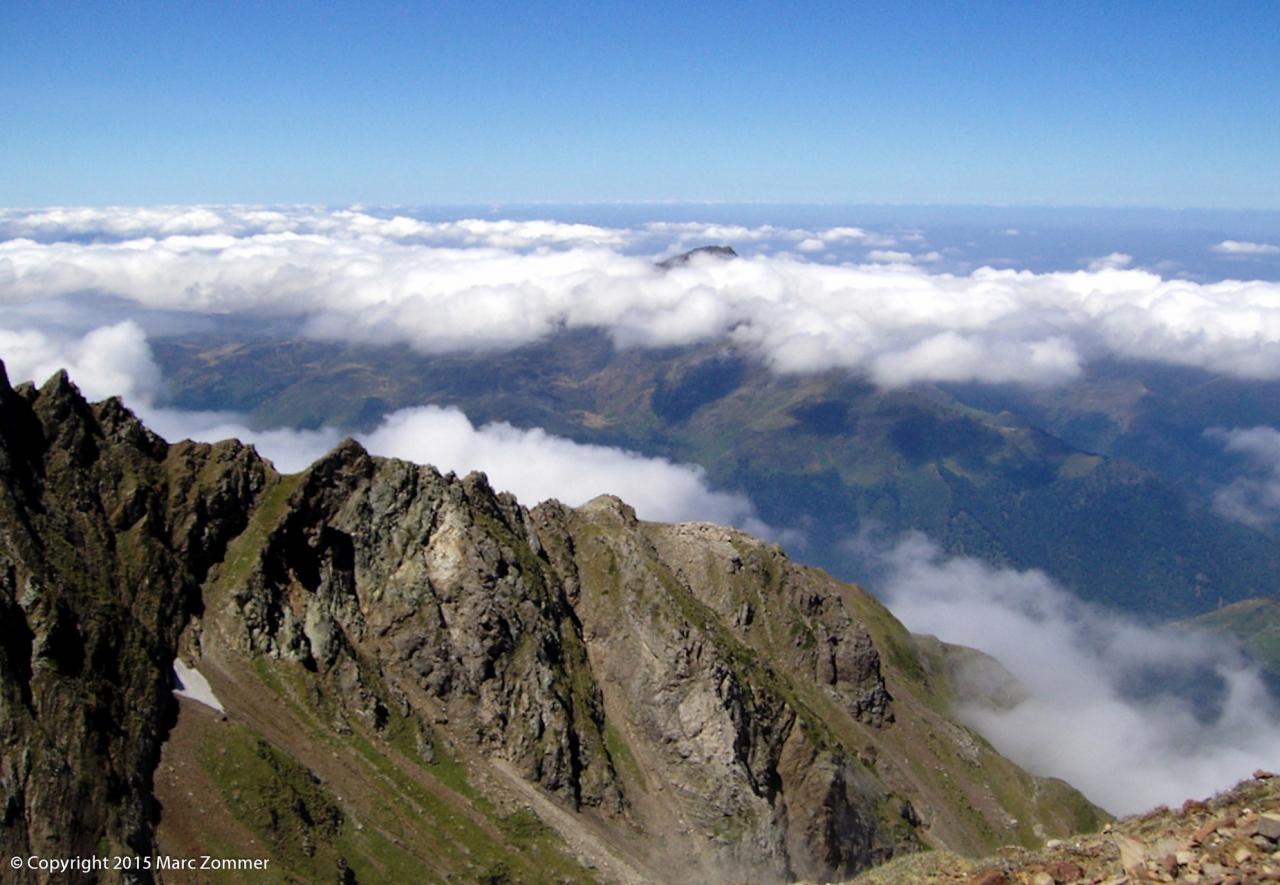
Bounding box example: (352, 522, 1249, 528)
(846, 770, 1280, 884)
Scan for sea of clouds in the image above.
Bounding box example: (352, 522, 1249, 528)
(4, 205, 1280, 387)
(4, 205, 1280, 811)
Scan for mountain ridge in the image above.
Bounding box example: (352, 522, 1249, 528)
(0, 361, 1104, 883)
(150, 329, 1280, 617)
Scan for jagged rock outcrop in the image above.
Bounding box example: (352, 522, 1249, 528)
(0, 363, 270, 873)
(0, 363, 1105, 883)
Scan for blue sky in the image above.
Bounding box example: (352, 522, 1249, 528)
(2, 0, 1278, 208)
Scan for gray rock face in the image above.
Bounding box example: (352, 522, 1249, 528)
(214, 449, 902, 878)
(223, 442, 621, 812)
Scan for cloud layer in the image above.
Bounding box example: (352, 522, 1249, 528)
(5, 210, 1280, 816)
(872, 532, 1280, 814)
(4, 206, 1280, 387)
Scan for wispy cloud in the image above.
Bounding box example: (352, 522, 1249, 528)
(1208, 426, 1280, 527)
(1086, 252, 1133, 271)
(868, 532, 1280, 814)
(1212, 240, 1280, 256)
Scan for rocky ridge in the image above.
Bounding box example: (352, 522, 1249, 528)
(0, 362, 1104, 883)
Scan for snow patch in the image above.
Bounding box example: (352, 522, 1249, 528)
(173, 659, 225, 713)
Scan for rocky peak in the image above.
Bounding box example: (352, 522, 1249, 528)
(578, 492, 639, 527)
(657, 244, 740, 270)
(0, 371, 278, 873)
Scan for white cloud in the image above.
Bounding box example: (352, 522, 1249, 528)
(866, 249, 916, 264)
(1212, 240, 1280, 256)
(820, 226, 871, 241)
(0, 321, 160, 402)
(870, 332, 1081, 387)
(1086, 252, 1133, 271)
(360, 406, 766, 526)
(641, 221, 781, 244)
(1208, 426, 1280, 526)
(6, 207, 1280, 389)
(870, 532, 1280, 814)
(0, 206, 626, 249)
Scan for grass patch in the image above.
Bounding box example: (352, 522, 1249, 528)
(198, 722, 349, 879)
(602, 721, 646, 789)
(209, 472, 302, 594)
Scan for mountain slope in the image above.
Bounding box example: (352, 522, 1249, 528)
(0, 363, 1104, 883)
(1187, 597, 1280, 690)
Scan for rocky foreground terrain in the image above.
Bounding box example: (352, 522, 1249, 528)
(0, 361, 1109, 883)
(844, 771, 1280, 884)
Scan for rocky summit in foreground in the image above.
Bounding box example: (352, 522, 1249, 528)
(847, 771, 1280, 884)
(0, 362, 1104, 883)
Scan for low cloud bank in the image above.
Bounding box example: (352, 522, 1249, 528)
(867, 532, 1280, 815)
(4, 207, 1280, 387)
(0, 322, 784, 537)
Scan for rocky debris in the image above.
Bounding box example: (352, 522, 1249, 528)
(847, 771, 1280, 884)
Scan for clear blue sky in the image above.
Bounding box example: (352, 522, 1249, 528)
(2, 0, 1278, 208)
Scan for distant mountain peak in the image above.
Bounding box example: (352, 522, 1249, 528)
(656, 244, 738, 270)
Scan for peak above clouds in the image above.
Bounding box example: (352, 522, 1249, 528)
(4, 206, 1280, 388)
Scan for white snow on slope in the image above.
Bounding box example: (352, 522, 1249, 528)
(172, 659, 225, 714)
